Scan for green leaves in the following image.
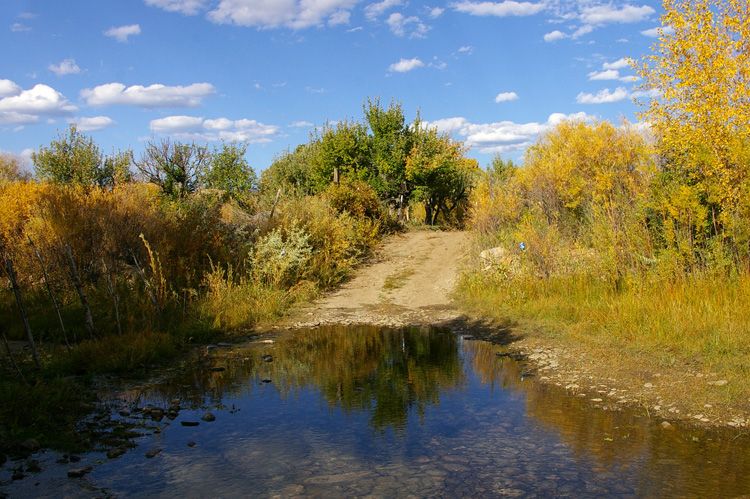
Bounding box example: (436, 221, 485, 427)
(32, 124, 130, 188)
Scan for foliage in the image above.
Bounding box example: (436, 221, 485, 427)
(32, 124, 132, 188)
(260, 142, 318, 197)
(135, 138, 210, 198)
(205, 141, 257, 197)
(0, 153, 32, 182)
(406, 127, 479, 225)
(633, 0, 750, 239)
(260, 97, 475, 226)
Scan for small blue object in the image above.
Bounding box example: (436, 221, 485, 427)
(520, 242, 526, 251)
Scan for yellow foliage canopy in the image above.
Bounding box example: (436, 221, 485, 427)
(634, 0, 750, 213)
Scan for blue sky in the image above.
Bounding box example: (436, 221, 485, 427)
(1, 0, 666, 172)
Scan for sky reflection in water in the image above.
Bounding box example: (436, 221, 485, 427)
(86, 325, 750, 498)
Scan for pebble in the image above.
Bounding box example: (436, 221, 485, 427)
(145, 449, 163, 458)
(67, 466, 93, 478)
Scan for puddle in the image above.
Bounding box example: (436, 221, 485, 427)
(2, 325, 750, 497)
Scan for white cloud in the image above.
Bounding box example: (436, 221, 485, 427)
(451, 1, 546, 17)
(0, 79, 22, 98)
(603, 57, 630, 70)
(206, 0, 360, 29)
(425, 112, 593, 154)
(494, 91, 518, 102)
(72, 116, 116, 131)
(104, 24, 141, 42)
(457, 45, 474, 54)
(388, 57, 424, 72)
(81, 82, 216, 108)
(0, 83, 77, 125)
(543, 30, 566, 42)
(588, 69, 620, 80)
(576, 87, 629, 104)
(144, 0, 208, 15)
(580, 4, 655, 25)
(429, 7, 445, 18)
(328, 10, 351, 25)
(289, 121, 314, 128)
(149, 115, 282, 143)
(642, 25, 675, 37)
(48, 59, 82, 76)
(11, 23, 32, 32)
(365, 0, 402, 21)
(386, 12, 429, 38)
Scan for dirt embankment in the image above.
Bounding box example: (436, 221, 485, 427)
(272, 229, 749, 430)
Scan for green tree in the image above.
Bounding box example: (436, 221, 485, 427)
(406, 127, 477, 225)
(364, 97, 415, 205)
(205, 141, 257, 196)
(32, 124, 129, 188)
(311, 119, 372, 192)
(260, 142, 318, 196)
(135, 139, 210, 198)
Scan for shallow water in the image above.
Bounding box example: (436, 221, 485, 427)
(3, 325, 750, 497)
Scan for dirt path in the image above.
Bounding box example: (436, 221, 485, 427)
(282, 230, 472, 329)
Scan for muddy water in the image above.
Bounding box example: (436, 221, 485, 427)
(4, 325, 750, 498)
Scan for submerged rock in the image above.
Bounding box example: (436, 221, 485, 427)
(181, 421, 200, 427)
(201, 412, 216, 422)
(107, 448, 127, 459)
(145, 448, 163, 458)
(67, 466, 93, 478)
(21, 438, 40, 453)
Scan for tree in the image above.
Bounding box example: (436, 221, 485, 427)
(633, 0, 750, 230)
(364, 97, 415, 206)
(205, 141, 257, 196)
(311, 119, 372, 192)
(32, 124, 129, 188)
(0, 153, 32, 182)
(135, 139, 210, 198)
(406, 127, 477, 225)
(261, 142, 318, 196)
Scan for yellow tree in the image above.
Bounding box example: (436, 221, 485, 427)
(633, 0, 750, 229)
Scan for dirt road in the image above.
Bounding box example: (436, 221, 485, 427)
(286, 230, 472, 329)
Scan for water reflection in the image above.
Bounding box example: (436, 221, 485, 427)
(10, 325, 750, 498)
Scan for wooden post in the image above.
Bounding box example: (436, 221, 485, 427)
(333, 167, 339, 185)
(4, 253, 41, 369)
(28, 237, 71, 353)
(64, 243, 96, 339)
(268, 187, 282, 223)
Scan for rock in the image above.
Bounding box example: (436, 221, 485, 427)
(643, 383, 654, 388)
(661, 421, 675, 430)
(201, 412, 216, 422)
(67, 466, 93, 478)
(261, 378, 272, 384)
(181, 421, 200, 427)
(118, 409, 131, 417)
(261, 354, 273, 362)
(69, 455, 82, 463)
(187, 442, 197, 447)
(106, 448, 127, 459)
(708, 380, 729, 386)
(21, 438, 40, 453)
(171, 399, 181, 405)
(145, 448, 162, 458)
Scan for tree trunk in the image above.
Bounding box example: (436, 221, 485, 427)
(4, 254, 41, 368)
(65, 243, 96, 339)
